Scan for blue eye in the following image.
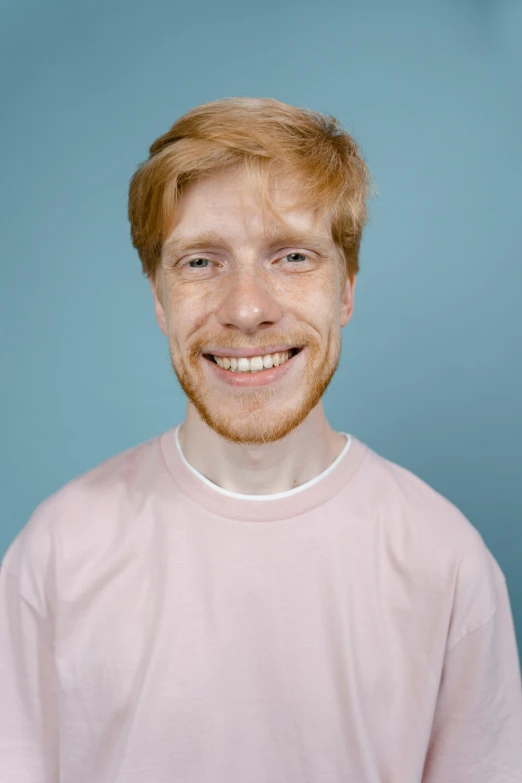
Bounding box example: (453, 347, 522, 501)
(284, 253, 307, 263)
(188, 258, 210, 269)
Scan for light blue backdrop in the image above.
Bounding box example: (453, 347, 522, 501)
(1, 0, 521, 653)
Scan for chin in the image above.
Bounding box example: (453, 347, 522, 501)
(189, 376, 335, 446)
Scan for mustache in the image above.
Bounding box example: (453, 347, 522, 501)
(193, 336, 310, 354)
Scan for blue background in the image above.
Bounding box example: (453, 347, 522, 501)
(1, 0, 521, 653)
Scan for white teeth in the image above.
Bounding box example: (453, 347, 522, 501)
(250, 356, 264, 372)
(213, 351, 292, 372)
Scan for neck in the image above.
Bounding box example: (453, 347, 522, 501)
(178, 401, 347, 495)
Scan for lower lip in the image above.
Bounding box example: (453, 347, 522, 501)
(203, 350, 303, 387)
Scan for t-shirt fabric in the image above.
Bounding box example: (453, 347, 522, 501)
(1, 424, 521, 782)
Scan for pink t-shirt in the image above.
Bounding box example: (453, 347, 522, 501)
(1, 425, 521, 782)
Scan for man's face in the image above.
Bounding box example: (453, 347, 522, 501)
(150, 165, 355, 446)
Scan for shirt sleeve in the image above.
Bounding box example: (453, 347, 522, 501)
(0, 561, 60, 782)
(422, 569, 522, 782)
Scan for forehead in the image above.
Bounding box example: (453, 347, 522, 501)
(165, 166, 333, 246)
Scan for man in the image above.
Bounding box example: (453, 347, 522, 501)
(1, 97, 521, 782)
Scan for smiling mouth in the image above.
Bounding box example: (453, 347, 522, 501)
(203, 346, 302, 370)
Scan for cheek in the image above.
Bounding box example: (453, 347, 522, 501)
(296, 280, 338, 318)
(163, 297, 206, 357)
(169, 282, 213, 321)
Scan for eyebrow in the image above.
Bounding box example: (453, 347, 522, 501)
(162, 228, 334, 261)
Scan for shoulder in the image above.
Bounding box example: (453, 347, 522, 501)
(1, 432, 166, 612)
(358, 443, 506, 647)
(360, 443, 487, 553)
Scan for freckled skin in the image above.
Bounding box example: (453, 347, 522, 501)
(149, 165, 355, 448)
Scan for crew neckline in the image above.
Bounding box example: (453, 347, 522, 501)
(160, 423, 369, 522)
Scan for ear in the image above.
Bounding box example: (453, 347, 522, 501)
(149, 276, 169, 336)
(340, 274, 356, 328)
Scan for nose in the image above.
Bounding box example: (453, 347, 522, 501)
(216, 268, 284, 334)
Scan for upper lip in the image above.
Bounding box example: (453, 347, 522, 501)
(204, 345, 301, 358)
